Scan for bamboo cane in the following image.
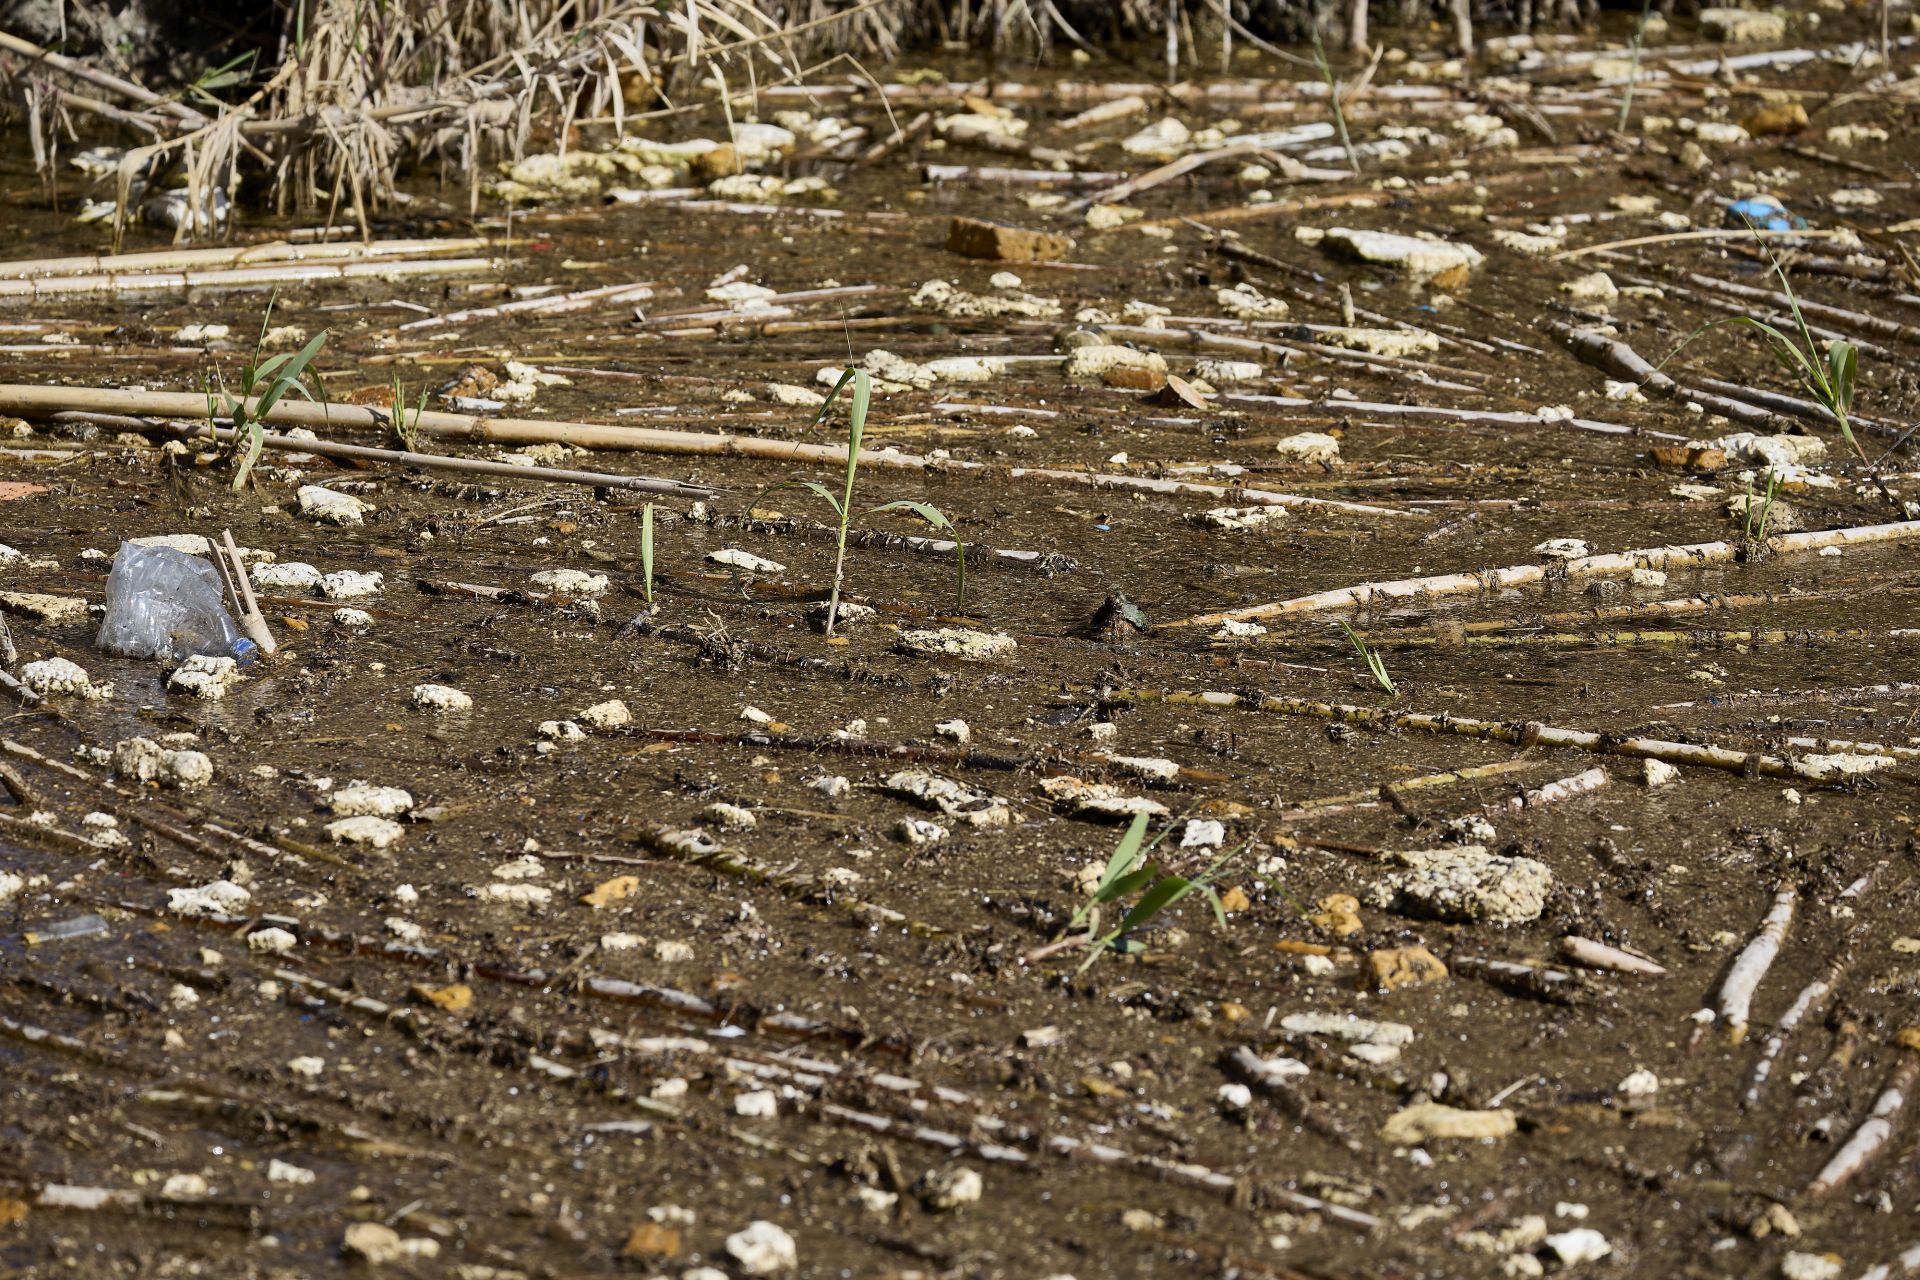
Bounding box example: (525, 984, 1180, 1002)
(0, 258, 498, 301)
(1164, 519, 1920, 629)
(0, 384, 1419, 520)
(0, 238, 489, 281)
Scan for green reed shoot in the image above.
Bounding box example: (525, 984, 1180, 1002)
(1661, 228, 1864, 463)
(1071, 812, 1238, 975)
(789, 368, 966, 637)
(1743, 470, 1782, 542)
(208, 292, 327, 492)
(1340, 621, 1397, 697)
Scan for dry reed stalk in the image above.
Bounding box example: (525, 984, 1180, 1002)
(1552, 227, 1865, 261)
(0, 384, 1419, 519)
(1716, 886, 1796, 1044)
(1164, 519, 1920, 630)
(395, 280, 659, 331)
(1557, 937, 1667, 976)
(0, 239, 489, 281)
(0, 257, 498, 302)
(1805, 1047, 1920, 1197)
(1744, 938, 1855, 1109)
(1278, 758, 1541, 818)
(1485, 765, 1609, 812)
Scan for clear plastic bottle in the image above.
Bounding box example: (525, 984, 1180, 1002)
(96, 543, 256, 665)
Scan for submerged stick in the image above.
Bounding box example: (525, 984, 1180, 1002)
(1744, 936, 1856, 1109)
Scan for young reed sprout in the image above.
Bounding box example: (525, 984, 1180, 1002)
(770, 367, 966, 637)
(206, 292, 328, 492)
(1340, 621, 1397, 697)
(1661, 226, 1864, 463)
(1071, 812, 1241, 974)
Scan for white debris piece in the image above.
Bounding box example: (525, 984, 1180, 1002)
(918, 1165, 984, 1210)
(112, 737, 213, 790)
(709, 548, 786, 573)
(1534, 538, 1591, 560)
(483, 883, 553, 905)
(725, 1220, 798, 1276)
(1191, 358, 1264, 383)
(934, 719, 971, 744)
(20, 657, 113, 700)
(326, 816, 404, 848)
(1618, 1068, 1660, 1096)
(911, 278, 1060, 320)
(1064, 344, 1167, 380)
(1194, 506, 1287, 531)
(734, 1089, 779, 1117)
(1368, 845, 1553, 924)
(897, 627, 1018, 660)
(331, 785, 414, 817)
(1644, 758, 1681, 787)
(411, 684, 473, 712)
(167, 655, 241, 700)
(1182, 818, 1227, 848)
(703, 802, 758, 830)
(1700, 7, 1786, 41)
(268, 1160, 316, 1185)
(1121, 117, 1191, 157)
(1560, 271, 1620, 304)
(297, 486, 370, 526)
(1215, 283, 1290, 320)
(1037, 774, 1169, 819)
(540, 720, 587, 741)
(332, 607, 373, 628)
(319, 570, 384, 600)
(1541, 1228, 1612, 1266)
(896, 817, 950, 844)
(248, 926, 298, 954)
(578, 699, 632, 729)
(1322, 227, 1483, 282)
(1780, 1253, 1843, 1280)
(252, 562, 323, 592)
(1316, 327, 1440, 357)
(1274, 431, 1341, 464)
(883, 770, 1011, 827)
(167, 879, 252, 917)
(531, 569, 609, 597)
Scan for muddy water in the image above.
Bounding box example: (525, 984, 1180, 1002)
(4, 25, 1920, 1280)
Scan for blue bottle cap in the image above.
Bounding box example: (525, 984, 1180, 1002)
(230, 638, 259, 667)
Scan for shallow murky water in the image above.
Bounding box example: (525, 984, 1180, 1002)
(3, 21, 1920, 1278)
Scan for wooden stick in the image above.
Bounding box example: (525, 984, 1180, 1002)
(0, 238, 489, 281)
(1552, 322, 1791, 431)
(1744, 937, 1855, 1109)
(1163, 519, 1920, 629)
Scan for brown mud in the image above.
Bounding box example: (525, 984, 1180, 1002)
(3, 20, 1920, 1280)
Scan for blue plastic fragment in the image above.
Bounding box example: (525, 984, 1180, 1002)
(1724, 195, 1802, 232)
